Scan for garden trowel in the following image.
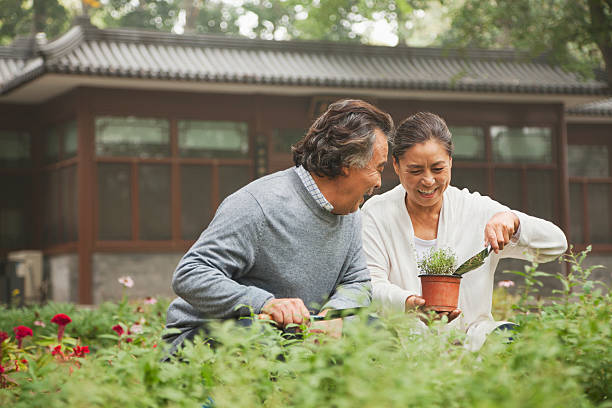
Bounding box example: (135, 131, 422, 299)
(453, 246, 491, 276)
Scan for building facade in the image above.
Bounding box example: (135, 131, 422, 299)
(1, 18, 610, 303)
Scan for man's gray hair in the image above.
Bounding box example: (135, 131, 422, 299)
(292, 99, 394, 178)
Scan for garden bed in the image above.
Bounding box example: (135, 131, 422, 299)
(0, 250, 610, 407)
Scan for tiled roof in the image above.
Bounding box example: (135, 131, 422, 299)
(0, 17, 609, 96)
(567, 98, 612, 116)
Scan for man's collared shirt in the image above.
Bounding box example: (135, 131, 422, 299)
(294, 165, 334, 212)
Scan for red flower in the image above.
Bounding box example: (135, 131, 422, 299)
(51, 313, 72, 343)
(71, 345, 90, 358)
(13, 326, 33, 349)
(51, 345, 63, 356)
(20, 359, 27, 364)
(112, 324, 124, 336)
(0, 364, 4, 374)
(125, 337, 133, 343)
(51, 313, 72, 326)
(0, 331, 8, 342)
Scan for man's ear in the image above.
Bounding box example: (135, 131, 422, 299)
(340, 167, 350, 177)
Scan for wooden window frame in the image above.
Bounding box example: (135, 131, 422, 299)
(93, 116, 254, 251)
(451, 124, 560, 223)
(567, 132, 612, 251)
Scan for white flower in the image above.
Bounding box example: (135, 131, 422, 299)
(498, 280, 515, 288)
(118, 276, 134, 288)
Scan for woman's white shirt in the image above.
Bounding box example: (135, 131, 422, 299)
(361, 184, 568, 349)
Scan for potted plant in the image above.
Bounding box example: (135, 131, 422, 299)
(417, 247, 461, 312)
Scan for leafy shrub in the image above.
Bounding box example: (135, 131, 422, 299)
(0, 250, 609, 407)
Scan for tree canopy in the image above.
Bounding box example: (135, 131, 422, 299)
(1, 0, 610, 85)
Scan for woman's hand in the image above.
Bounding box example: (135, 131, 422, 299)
(484, 211, 520, 254)
(405, 295, 461, 323)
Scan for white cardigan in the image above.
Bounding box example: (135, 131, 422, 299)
(361, 184, 568, 349)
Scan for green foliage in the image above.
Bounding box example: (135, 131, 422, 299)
(417, 247, 457, 275)
(0, 0, 71, 45)
(0, 251, 610, 406)
(438, 0, 612, 83)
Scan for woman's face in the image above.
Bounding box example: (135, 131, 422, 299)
(393, 139, 452, 210)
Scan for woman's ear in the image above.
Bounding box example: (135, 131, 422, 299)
(392, 156, 400, 176)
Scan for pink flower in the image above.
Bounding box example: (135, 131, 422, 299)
(51, 313, 72, 342)
(112, 324, 124, 336)
(34, 320, 46, 327)
(71, 345, 90, 358)
(0, 364, 4, 374)
(118, 276, 134, 288)
(144, 296, 157, 305)
(498, 280, 515, 288)
(129, 323, 143, 335)
(13, 326, 33, 349)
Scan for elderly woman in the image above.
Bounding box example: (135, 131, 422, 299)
(361, 112, 567, 350)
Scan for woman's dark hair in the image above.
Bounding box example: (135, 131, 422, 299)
(392, 112, 453, 161)
(292, 99, 394, 178)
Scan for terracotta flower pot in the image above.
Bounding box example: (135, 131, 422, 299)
(418, 274, 462, 312)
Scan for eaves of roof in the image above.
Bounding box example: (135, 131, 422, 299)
(1, 18, 610, 98)
(567, 98, 612, 117)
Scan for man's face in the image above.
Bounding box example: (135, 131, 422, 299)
(334, 128, 388, 214)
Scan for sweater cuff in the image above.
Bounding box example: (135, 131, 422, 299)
(244, 286, 275, 315)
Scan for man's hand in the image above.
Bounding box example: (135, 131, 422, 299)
(405, 295, 461, 323)
(308, 309, 343, 339)
(258, 298, 310, 328)
(485, 211, 520, 254)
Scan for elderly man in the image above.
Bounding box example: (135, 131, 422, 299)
(164, 99, 393, 349)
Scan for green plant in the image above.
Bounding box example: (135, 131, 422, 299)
(0, 251, 610, 407)
(417, 247, 457, 275)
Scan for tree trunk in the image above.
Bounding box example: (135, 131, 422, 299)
(587, 0, 612, 86)
(182, 0, 200, 34)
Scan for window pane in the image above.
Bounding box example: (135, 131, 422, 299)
(568, 145, 609, 178)
(0, 130, 30, 168)
(45, 127, 61, 164)
(526, 170, 555, 222)
(491, 126, 552, 164)
(494, 168, 522, 210)
(181, 165, 213, 240)
(449, 127, 485, 161)
(451, 167, 488, 195)
(138, 164, 171, 240)
(569, 183, 584, 244)
(179, 120, 248, 158)
(0, 174, 28, 248)
(219, 165, 251, 203)
(95, 117, 170, 158)
(43, 170, 60, 245)
(273, 129, 304, 154)
(64, 121, 78, 159)
(588, 183, 611, 244)
(98, 163, 132, 240)
(60, 165, 78, 242)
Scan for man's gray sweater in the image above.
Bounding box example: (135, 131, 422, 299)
(165, 168, 372, 344)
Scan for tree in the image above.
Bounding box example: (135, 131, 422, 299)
(0, 0, 71, 45)
(437, 0, 612, 84)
